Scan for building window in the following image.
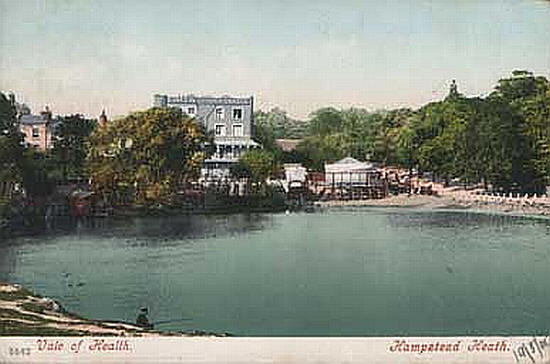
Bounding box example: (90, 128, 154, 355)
(215, 107, 224, 120)
(232, 108, 243, 120)
(215, 124, 226, 136)
(32, 127, 40, 138)
(233, 124, 243, 137)
(187, 106, 196, 115)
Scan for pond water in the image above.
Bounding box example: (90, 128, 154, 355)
(1, 208, 549, 336)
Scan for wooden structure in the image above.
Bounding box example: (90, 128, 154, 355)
(318, 158, 387, 201)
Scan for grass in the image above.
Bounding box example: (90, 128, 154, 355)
(0, 320, 86, 336)
(20, 302, 47, 315)
(0, 283, 184, 336)
(0, 308, 49, 323)
(0, 287, 35, 301)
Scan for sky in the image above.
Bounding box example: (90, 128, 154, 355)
(1, 0, 550, 120)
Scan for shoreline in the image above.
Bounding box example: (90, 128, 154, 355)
(0, 282, 226, 337)
(314, 193, 550, 218)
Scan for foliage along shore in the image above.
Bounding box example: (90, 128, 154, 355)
(3, 70, 550, 220)
(0, 282, 228, 337)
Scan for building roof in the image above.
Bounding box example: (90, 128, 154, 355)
(161, 94, 253, 106)
(325, 157, 376, 173)
(20, 114, 47, 125)
(333, 157, 362, 165)
(275, 139, 301, 152)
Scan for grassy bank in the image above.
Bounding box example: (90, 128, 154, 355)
(0, 282, 231, 337)
(0, 282, 161, 336)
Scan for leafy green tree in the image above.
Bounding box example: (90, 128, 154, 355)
(20, 148, 57, 199)
(87, 107, 212, 204)
(231, 149, 278, 183)
(295, 134, 347, 171)
(52, 114, 97, 181)
(0, 93, 24, 186)
(254, 108, 307, 140)
(295, 107, 380, 170)
(492, 70, 548, 102)
(489, 70, 550, 192)
(372, 108, 414, 165)
(338, 108, 377, 159)
(308, 107, 344, 136)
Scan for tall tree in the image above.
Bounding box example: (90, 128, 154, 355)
(372, 108, 414, 165)
(231, 149, 278, 183)
(52, 114, 97, 181)
(308, 107, 344, 136)
(87, 107, 212, 204)
(254, 108, 307, 140)
(0, 93, 24, 194)
(490, 70, 550, 192)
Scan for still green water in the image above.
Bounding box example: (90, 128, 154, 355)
(1, 208, 549, 336)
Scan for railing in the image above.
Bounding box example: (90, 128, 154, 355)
(446, 189, 550, 208)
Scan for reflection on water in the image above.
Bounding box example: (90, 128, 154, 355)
(35, 213, 272, 240)
(1, 208, 549, 336)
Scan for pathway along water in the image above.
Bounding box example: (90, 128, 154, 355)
(0, 208, 549, 336)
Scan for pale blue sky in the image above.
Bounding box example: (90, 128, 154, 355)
(1, 0, 549, 119)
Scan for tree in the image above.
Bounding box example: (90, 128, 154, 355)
(87, 107, 212, 204)
(0, 93, 24, 196)
(254, 108, 307, 140)
(492, 70, 548, 103)
(52, 114, 97, 181)
(489, 71, 550, 192)
(253, 108, 309, 165)
(20, 148, 57, 199)
(295, 134, 346, 171)
(372, 109, 414, 165)
(295, 107, 380, 170)
(308, 107, 344, 136)
(230, 149, 278, 183)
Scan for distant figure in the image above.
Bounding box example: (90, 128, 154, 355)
(448, 79, 460, 99)
(136, 307, 153, 329)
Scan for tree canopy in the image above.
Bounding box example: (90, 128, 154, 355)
(87, 107, 212, 203)
(231, 149, 278, 183)
(0, 93, 24, 187)
(52, 114, 97, 181)
(259, 71, 550, 193)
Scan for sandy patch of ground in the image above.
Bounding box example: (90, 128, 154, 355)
(315, 190, 550, 218)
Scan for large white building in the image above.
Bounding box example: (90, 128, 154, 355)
(153, 94, 260, 178)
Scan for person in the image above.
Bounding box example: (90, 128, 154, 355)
(136, 307, 153, 329)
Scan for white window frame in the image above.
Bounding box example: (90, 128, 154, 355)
(215, 107, 224, 120)
(215, 124, 226, 137)
(232, 107, 243, 120)
(232, 123, 244, 137)
(184, 105, 196, 116)
(32, 127, 40, 138)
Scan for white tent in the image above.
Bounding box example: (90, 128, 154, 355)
(324, 157, 378, 185)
